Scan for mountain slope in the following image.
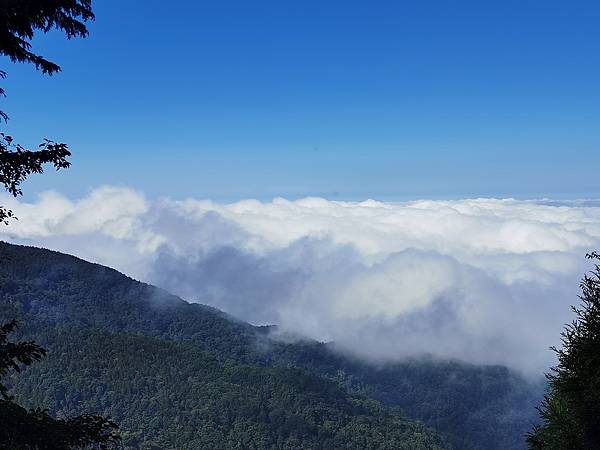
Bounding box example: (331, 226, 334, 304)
(0, 241, 541, 449)
(10, 325, 443, 450)
(0, 242, 445, 449)
(271, 341, 542, 450)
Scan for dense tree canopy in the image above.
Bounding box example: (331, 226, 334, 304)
(0, 320, 120, 450)
(0, 0, 94, 224)
(0, 241, 542, 450)
(0, 244, 446, 449)
(528, 252, 600, 449)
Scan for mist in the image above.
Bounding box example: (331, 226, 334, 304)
(2, 186, 598, 374)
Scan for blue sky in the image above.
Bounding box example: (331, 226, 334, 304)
(2, 0, 599, 201)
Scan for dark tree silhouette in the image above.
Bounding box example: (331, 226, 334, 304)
(0, 0, 94, 224)
(0, 3, 120, 447)
(0, 132, 71, 224)
(0, 320, 120, 449)
(528, 252, 600, 449)
(0, 0, 93, 74)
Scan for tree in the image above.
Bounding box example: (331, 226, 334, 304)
(0, 0, 94, 224)
(528, 252, 600, 449)
(0, 320, 120, 449)
(0, 3, 120, 447)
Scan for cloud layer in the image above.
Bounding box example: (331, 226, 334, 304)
(3, 187, 600, 373)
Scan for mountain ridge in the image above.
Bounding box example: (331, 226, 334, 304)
(0, 241, 542, 449)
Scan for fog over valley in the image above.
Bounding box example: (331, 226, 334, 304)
(2, 186, 598, 373)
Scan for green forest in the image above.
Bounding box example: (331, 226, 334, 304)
(0, 241, 542, 449)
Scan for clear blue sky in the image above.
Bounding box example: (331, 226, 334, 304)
(2, 0, 600, 201)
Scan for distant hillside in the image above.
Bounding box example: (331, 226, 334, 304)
(0, 241, 541, 449)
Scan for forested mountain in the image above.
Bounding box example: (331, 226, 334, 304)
(0, 241, 541, 449)
(272, 343, 542, 450)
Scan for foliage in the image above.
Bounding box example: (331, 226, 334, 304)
(9, 326, 444, 450)
(0, 241, 542, 449)
(0, 242, 444, 449)
(0, 319, 120, 450)
(0, 133, 71, 224)
(0, 3, 119, 447)
(273, 341, 542, 450)
(527, 253, 600, 449)
(0, 0, 94, 223)
(0, 0, 93, 75)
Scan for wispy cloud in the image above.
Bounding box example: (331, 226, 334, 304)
(3, 187, 599, 373)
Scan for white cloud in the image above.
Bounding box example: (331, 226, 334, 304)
(3, 187, 600, 374)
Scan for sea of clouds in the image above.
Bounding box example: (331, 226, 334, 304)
(3, 186, 600, 374)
